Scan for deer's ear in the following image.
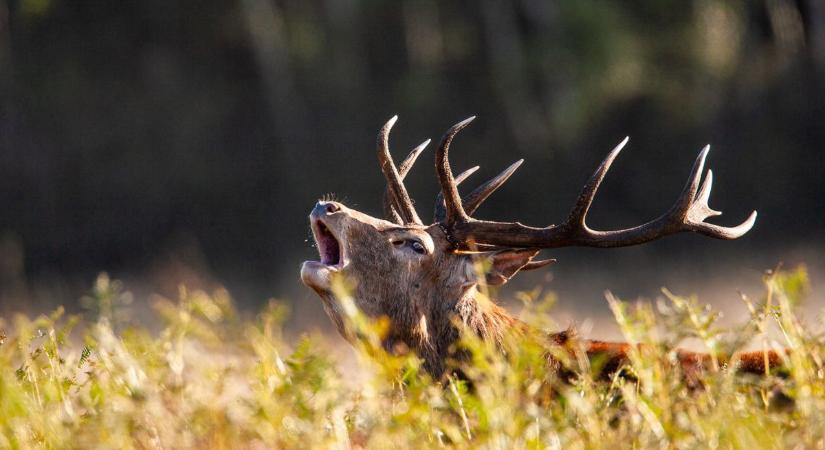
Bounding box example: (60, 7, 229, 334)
(464, 249, 555, 287)
(485, 249, 546, 285)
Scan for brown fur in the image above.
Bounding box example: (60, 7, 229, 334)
(301, 201, 783, 381)
(550, 329, 785, 385)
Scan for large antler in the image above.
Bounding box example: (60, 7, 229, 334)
(435, 117, 757, 250)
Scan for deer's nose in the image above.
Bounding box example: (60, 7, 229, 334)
(312, 201, 341, 217)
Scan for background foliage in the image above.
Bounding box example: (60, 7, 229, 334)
(0, 1, 822, 312)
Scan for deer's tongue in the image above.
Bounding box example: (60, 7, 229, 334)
(313, 221, 342, 267)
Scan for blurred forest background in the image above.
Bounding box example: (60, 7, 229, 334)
(0, 1, 822, 331)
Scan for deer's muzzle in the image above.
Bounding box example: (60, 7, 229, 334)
(301, 201, 348, 293)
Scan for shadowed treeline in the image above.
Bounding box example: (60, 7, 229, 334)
(0, 1, 822, 310)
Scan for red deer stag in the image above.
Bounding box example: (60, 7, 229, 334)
(301, 116, 774, 379)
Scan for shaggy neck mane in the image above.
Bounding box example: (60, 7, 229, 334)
(454, 293, 521, 344)
(413, 290, 523, 377)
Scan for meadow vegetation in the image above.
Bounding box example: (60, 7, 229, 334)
(0, 267, 822, 449)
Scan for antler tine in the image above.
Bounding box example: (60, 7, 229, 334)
(464, 159, 524, 216)
(671, 145, 710, 218)
(434, 165, 480, 222)
(436, 116, 476, 226)
(695, 169, 719, 214)
(384, 202, 404, 224)
(384, 139, 431, 223)
(433, 159, 523, 224)
(566, 137, 628, 228)
(400, 139, 431, 176)
(377, 116, 423, 225)
(678, 148, 757, 239)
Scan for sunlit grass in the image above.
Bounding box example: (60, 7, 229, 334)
(0, 267, 822, 449)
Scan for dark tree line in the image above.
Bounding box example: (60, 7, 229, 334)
(0, 0, 822, 305)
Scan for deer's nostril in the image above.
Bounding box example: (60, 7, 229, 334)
(312, 201, 340, 218)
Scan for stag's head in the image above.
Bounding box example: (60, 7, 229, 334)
(301, 116, 756, 372)
(300, 199, 469, 340)
(301, 118, 547, 347)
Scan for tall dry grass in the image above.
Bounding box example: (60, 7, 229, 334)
(0, 267, 822, 449)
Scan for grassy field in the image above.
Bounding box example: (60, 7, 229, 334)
(0, 267, 822, 449)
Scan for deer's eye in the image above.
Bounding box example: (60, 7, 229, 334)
(391, 238, 427, 255)
(410, 241, 426, 254)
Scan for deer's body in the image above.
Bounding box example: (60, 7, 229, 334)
(301, 116, 773, 380)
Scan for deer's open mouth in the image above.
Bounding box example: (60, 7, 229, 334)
(311, 219, 344, 268)
(302, 214, 349, 293)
